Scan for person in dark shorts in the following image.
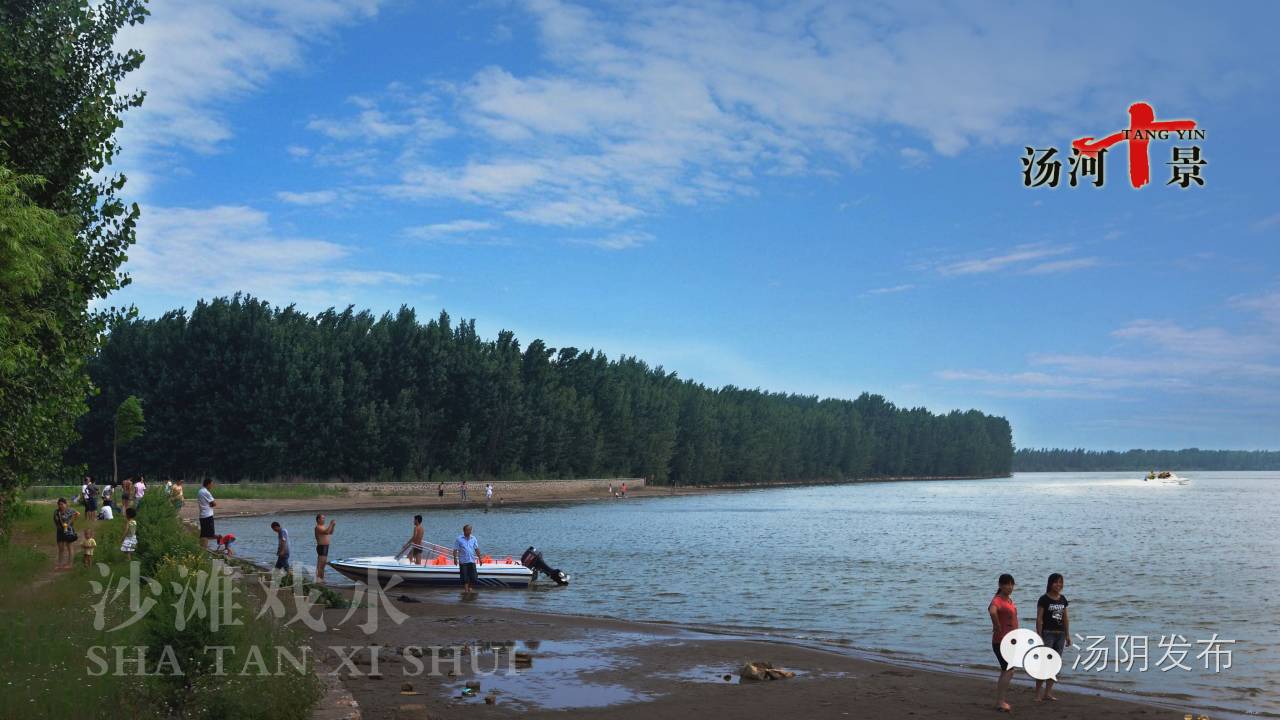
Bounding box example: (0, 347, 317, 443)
(53, 498, 81, 571)
(271, 521, 291, 572)
(197, 478, 217, 548)
(1036, 573, 1071, 701)
(314, 514, 336, 582)
(453, 524, 481, 593)
(84, 478, 99, 513)
(988, 573, 1018, 713)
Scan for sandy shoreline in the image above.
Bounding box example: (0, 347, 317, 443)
(298, 584, 1191, 720)
(166, 481, 1209, 718)
(179, 481, 704, 521)
(177, 475, 996, 521)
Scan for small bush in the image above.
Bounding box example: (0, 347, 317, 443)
(134, 497, 201, 575)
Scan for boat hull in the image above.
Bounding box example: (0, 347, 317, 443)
(330, 556, 534, 589)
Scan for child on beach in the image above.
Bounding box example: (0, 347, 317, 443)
(120, 507, 138, 562)
(82, 528, 97, 568)
(215, 533, 237, 556)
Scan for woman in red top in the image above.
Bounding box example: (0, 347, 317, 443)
(988, 573, 1018, 713)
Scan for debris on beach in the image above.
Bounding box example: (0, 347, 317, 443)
(394, 703, 436, 720)
(484, 693, 498, 705)
(513, 650, 534, 667)
(738, 661, 797, 682)
(464, 679, 482, 692)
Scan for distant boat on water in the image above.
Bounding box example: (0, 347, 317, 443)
(1145, 470, 1190, 485)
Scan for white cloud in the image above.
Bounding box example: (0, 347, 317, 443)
(864, 284, 915, 296)
(112, 0, 383, 193)
(1023, 257, 1101, 274)
(117, 1, 382, 152)
(566, 231, 652, 251)
(941, 294, 1280, 408)
(899, 148, 929, 168)
(404, 219, 498, 240)
(126, 205, 435, 307)
(1251, 213, 1280, 232)
(282, 2, 1257, 238)
(307, 107, 452, 144)
(275, 190, 340, 206)
(937, 243, 1073, 276)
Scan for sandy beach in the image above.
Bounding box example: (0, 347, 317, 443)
(182, 480, 1188, 720)
(175, 476, 991, 522)
(176, 478, 700, 521)
(304, 587, 1184, 720)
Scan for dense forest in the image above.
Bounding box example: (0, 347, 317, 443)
(67, 295, 1014, 484)
(1014, 448, 1280, 472)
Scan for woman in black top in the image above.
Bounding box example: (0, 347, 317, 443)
(53, 498, 80, 571)
(1035, 572, 1071, 701)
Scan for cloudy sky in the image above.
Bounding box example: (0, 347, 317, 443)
(109, 0, 1280, 450)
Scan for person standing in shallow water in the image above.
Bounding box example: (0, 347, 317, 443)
(271, 521, 291, 573)
(988, 573, 1019, 713)
(314, 514, 336, 582)
(453, 524, 481, 594)
(1036, 573, 1070, 702)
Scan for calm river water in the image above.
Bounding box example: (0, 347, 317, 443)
(219, 472, 1279, 717)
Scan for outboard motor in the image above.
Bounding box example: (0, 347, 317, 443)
(521, 546, 570, 586)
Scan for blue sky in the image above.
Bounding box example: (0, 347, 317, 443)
(108, 1, 1280, 450)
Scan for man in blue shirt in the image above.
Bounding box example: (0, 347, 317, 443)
(453, 524, 481, 593)
(271, 521, 291, 572)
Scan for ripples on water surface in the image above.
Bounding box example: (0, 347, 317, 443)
(220, 472, 1280, 717)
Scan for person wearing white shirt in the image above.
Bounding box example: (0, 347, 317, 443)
(453, 524, 481, 593)
(197, 479, 217, 549)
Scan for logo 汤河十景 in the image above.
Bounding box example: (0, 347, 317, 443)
(1022, 102, 1206, 189)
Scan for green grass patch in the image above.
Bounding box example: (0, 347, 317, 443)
(0, 502, 323, 720)
(207, 483, 347, 500)
(19, 484, 80, 500)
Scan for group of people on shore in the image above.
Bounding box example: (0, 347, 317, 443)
(399, 515, 484, 592)
(435, 480, 501, 511)
(989, 572, 1071, 712)
(52, 474, 192, 570)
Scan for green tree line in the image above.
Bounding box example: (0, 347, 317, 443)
(1013, 448, 1280, 472)
(68, 295, 1014, 484)
(1, 0, 146, 534)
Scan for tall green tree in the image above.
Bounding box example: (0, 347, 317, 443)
(69, 295, 1015, 485)
(0, 0, 147, 532)
(113, 394, 143, 483)
(0, 169, 83, 532)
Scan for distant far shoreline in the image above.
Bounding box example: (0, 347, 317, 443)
(1014, 447, 1280, 472)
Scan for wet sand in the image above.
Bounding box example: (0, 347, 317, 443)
(305, 589, 1186, 720)
(179, 482, 708, 522)
(180, 475, 992, 522)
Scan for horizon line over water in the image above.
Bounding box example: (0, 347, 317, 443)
(219, 471, 1280, 718)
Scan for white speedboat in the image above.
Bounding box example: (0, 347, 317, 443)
(330, 543, 569, 589)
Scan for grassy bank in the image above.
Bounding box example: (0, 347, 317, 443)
(23, 482, 348, 501)
(0, 499, 323, 719)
